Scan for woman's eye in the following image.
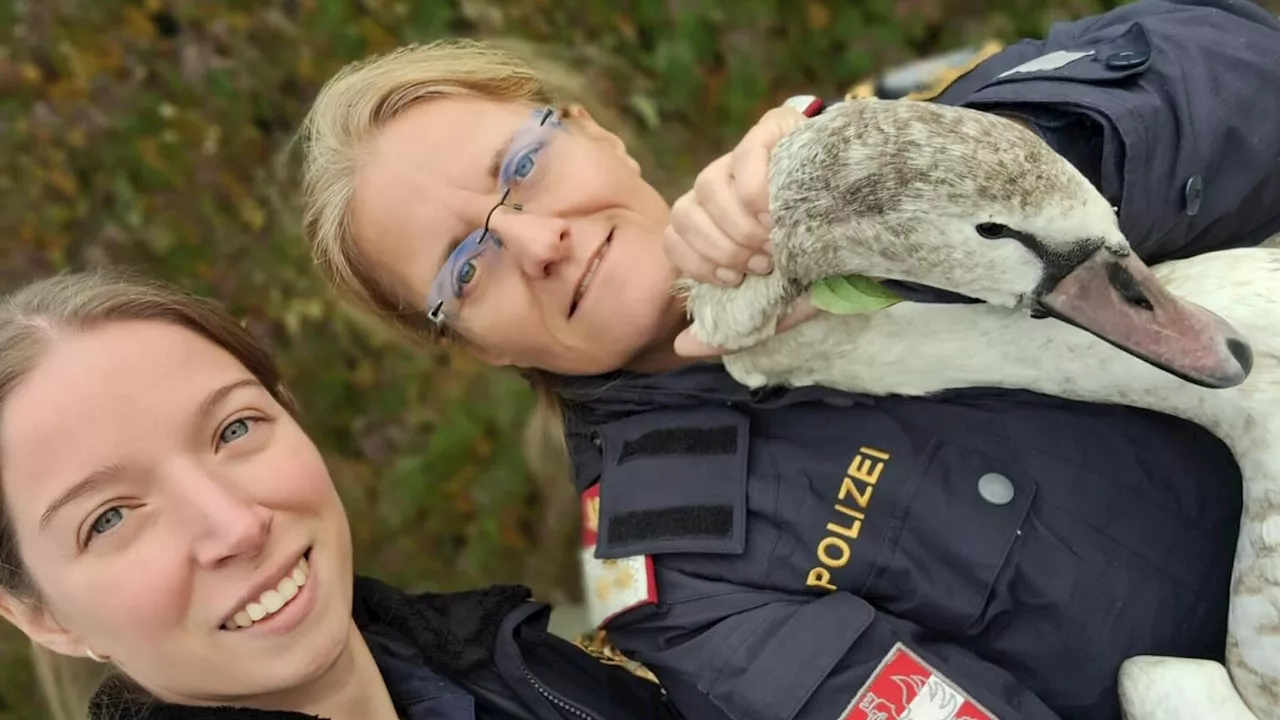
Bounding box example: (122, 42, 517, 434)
(457, 260, 477, 286)
(504, 147, 540, 186)
(218, 418, 254, 445)
(451, 236, 498, 297)
(513, 152, 537, 180)
(88, 507, 124, 540)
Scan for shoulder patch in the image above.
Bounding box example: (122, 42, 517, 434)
(838, 643, 998, 720)
(580, 484, 658, 627)
(997, 49, 1095, 78)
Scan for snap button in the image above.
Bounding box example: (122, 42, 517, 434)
(978, 473, 1015, 505)
(1184, 175, 1203, 216)
(1104, 49, 1149, 70)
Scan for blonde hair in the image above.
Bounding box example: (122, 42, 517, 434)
(295, 38, 634, 522)
(297, 37, 630, 344)
(0, 269, 298, 720)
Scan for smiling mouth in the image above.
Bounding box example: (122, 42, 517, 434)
(221, 549, 311, 631)
(570, 229, 613, 318)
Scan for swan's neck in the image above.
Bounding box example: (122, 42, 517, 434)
(727, 302, 1258, 445)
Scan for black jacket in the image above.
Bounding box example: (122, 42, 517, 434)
(87, 577, 681, 720)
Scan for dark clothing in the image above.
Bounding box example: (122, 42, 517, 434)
(87, 577, 680, 720)
(557, 1, 1280, 718)
(940, 0, 1280, 262)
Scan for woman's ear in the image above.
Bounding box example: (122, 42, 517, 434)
(0, 592, 92, 659)
(561, 104, 641, 173)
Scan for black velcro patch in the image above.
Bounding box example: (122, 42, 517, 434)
(617, 426, 737, 464)
(605, 505, 735, 546)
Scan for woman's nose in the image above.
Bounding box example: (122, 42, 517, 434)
(185, 475, 273, 567)
(488, 209, 571, 277)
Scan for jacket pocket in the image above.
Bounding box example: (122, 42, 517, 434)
(868, 439, 1037, 631)
(593, 406, 751, 560)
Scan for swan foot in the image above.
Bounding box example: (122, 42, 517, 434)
(678, 272, 803, 353)
(1118, 656, 1262, 720)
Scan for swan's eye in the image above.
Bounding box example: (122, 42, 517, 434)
(975, 223, 1010, 239)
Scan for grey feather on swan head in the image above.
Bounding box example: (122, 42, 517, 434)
(765, 98, 1131, 309)
(678, 98, 1252, 391)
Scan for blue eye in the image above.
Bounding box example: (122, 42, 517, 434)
(501, 146, 541, 187)
(89, 507, 124, 539)
(218, 418, 253, 445)
(512, 150, 537, 181)
(458, 260, 477, 285)
(448, 231, 500, 298)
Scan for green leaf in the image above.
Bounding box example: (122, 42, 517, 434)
(809, 275, 903, 314)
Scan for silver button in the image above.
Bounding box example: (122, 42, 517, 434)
(1184, 175, 1203, 216)
(978, 473, 1015, 505)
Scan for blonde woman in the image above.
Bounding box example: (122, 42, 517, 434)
(296, 1, 1280, 718)
(0, 271, 677, 720)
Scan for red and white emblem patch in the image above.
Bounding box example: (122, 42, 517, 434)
(579, 484, 657, 628)
(839, 643, 1000, 720)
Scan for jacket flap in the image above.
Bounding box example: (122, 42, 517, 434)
(594, 407, 750, 559)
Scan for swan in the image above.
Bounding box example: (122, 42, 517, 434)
(678, 98, 1279, 720)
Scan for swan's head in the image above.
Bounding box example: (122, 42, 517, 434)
(769, 99, 1252, 389)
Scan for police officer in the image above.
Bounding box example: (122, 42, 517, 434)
(298, 0, 1280, 717)
(564, 2, 1280, 719)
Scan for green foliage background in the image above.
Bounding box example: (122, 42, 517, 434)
(1, 0, 1276, 716)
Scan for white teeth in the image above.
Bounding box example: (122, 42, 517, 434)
(260, 590, 284, 614)
(222, 554, 310, 631)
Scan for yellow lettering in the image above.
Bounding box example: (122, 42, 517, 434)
(847, 454, 884, 485)
(826, 518, 862, 541)
(838, 476, 874, 509)
(800, 445, 893, 593)
(860, 446, 891, 460)
(817, 536, 851, 568)
(834, 504, 865, 521)
(806, 567, 837, 592)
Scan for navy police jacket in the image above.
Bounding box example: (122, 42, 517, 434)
(555, 1, 1280, 719)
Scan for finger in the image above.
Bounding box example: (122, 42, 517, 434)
(673, 325, 728, 359)
(693, 154, 772, 254)
(731, 107, 805, 219)
(663, 225, 732, 286)
(667, 201, 759, 280)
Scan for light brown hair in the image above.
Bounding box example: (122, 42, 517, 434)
(0, 269, 297, 719)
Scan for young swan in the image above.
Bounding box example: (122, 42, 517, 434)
(680, 99, 1279, 720)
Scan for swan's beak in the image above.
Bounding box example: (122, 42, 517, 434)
(1036, 248, 1253, 389)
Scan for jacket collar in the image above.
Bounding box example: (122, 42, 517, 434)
(86, 578, 530, 720)
(554, 362, 873, 425)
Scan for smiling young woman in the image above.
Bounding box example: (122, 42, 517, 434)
(0, 270, 677, 720)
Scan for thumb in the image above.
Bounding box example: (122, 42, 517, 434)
(673, 325, 727, 359)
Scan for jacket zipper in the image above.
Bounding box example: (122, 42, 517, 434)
(520, 665, 597, 720)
